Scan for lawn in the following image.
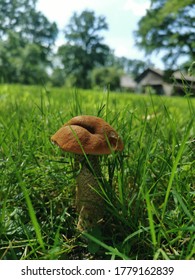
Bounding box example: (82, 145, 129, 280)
(0, 84, 194, 260)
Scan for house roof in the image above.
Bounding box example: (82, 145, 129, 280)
(120, 75, 137, 88)
(172, 71, 195, 82)
(135, 67, 164, 83)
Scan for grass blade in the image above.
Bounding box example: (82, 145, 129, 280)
(162, 118, 194, 219)
(83, 232, 129, 260)
(145, 191, 157, 248)
(17, 173, 45, 251)
(172, 189, 195, 223)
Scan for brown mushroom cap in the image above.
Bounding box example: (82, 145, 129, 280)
(51, 115, 124, 155)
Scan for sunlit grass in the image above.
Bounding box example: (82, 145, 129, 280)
(0, 84, 195, 259)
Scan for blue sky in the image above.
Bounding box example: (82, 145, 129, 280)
(37, 0, 164, 68)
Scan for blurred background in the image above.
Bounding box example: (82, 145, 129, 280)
(0, 0, 194, 92)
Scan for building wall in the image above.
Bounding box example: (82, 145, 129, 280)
(139, 72, 164, 86)
(163, 83, 173, 96)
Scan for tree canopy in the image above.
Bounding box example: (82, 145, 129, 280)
(0, 0, 58, 83)
(57, 10, 110, 88)
(135, 0, 195, 68)
(91, 66, 122, 91)
(0, 0, 58, 47)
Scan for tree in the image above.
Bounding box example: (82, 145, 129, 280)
(0, 0, 58, 49)
(57, 10, 110, 88)
(50, 67, 66, 87)
(0, 0, 58, 83)
(135, 0, 195, 68)
(0, 31, 49, 84)
(91, 67, 122, 90)
(109, 55, 152, 77)
(18, 43, 49, 84)
(0, 31, 18, 82)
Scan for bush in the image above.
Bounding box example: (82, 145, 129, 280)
(91, 67, 122, 91)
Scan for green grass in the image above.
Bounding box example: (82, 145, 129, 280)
(0, 84, 195, 260)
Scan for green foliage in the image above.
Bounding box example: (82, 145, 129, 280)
(0, 0, 37, 35)
(0, 0, 58, 84)
(50, 67, 66, 87)
(0, 0, 58, 48)
(57, 10, 110, 88)
(106, 55, 151, 78)
(157, 0, 194, 20)
(19, 43, 49, 84)
(0, 32, 49, 84)
(135, 0, 195, 67)
(0, 84, 195, 260)
(91, 67, 122, 90)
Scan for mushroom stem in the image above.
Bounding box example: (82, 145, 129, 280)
(75, 155, 104, 231)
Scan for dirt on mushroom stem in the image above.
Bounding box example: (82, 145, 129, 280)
(74, 154, 105, 231)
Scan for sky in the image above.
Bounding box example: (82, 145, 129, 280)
(37, 0, 164, 69)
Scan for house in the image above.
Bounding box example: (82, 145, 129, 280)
(135, 67, 195, 96)
(135, 67, 172, 96)
(171, 71, 195, 96)
(120, 75, 137, 91)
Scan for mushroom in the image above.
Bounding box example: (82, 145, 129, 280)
(51, 115, 124, 231)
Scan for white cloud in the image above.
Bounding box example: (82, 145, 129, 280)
(123, 0, 150, 17)
(37, 0, 104, 28)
